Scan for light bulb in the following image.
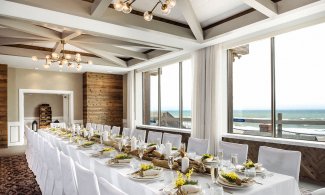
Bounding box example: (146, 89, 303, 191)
(122, 3, 132, 14)
(88, 60, 93, 65)
(45, 55, 50, 59)
(62, 59, 68, 65)
(144, 11, 153, 21)
(75, 53, 81, 58)
(114, 0, 124, 11)
(65, 54, 71, 60)
(58, 63, 63, 69)
(167, 0, 176, 8)
(161, 4, 171, 15)
(32, 56, 38, 61)
(52, 52, 59, 59)
(43, 64, 50, 69)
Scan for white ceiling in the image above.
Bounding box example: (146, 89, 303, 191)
(0, 0, 324, 74)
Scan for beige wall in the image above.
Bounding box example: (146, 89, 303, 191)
(8, 68, 83, 121)
(24, 94, 63, 117)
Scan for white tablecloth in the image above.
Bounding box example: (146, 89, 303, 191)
(41, 130, 301, 195)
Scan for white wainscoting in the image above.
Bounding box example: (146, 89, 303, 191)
(24, 116, 64, 129)
(8, 122, 23, 146)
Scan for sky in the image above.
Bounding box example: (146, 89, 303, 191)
(150, 59, 192, 111)
(233, 22, 325, 110)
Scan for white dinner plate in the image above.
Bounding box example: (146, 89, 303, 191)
(129, 172, 162, 181)
(106, 159, 130, 167)
(236, 165, 266, 174)
(217, 176, 254, 189)
(162, 183, 203, 195)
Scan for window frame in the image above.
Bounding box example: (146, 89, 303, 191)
(142, 60, 192, 130)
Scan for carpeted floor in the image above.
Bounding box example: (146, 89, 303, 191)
(0, 155, 41, 195)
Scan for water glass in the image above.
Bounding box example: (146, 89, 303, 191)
(180, 143, 186, 152)
(217, 150, 224, 161)
(168, 156, 174, 170)
(210, 166, 220, 183)
(245, 167, 256, 178)
(138, 146, 144, 161)
(130, 158, 140, 171)
(118, 141, 123, 152)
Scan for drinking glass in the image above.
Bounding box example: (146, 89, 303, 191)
(156, 138, 161, 148)
(210, 166, 219, 183)
(180, 143, 186, 152)
(217, 150, 224, 161)
(210, 185, 224, 195)
(118, 141, 123, 152)
(245, 167, 256, 178)
(168, 156, 174, 170)
(138, 146, 144, 161)
(231, 153, 238, 170)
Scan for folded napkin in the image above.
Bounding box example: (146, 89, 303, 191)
(142, 169, 161, 176)
(181, 185, 201, 194)
(116, 159, 131, 163)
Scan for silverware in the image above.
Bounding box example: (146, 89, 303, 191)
(253, 180, 263, 185)
(224, 189, 233, 194)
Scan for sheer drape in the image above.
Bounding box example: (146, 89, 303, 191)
(127, 70, 135, 130)
(191, 45, 223, 154)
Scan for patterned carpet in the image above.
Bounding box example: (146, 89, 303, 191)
(0, 155, 41, 195)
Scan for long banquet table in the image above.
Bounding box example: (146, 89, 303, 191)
(40, 129, 301, 195)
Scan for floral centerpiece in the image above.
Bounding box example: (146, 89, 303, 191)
(201, 154, 214, 162)
(175, 168, 200, 195)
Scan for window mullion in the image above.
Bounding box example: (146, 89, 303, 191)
(271, 37, 276, 138)
(158, 68, 161, 126)
(179, 62, 183, 129)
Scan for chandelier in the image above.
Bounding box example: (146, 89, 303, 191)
(113, 0, 176, 21)
(31, 41, 92, 71)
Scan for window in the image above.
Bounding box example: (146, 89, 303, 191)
(228, 22, 325, 142)
(143, 60, 193, 129)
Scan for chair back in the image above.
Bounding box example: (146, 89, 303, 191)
(147, 131, 162, 144)
(98, 177, 127, 195)
(91, 123, 97, 130)
(111, 126, 121, 135)
(132, 129, 146, 141)
(78, 151, 91, 170)
(96, 124, 104, 132)
(122, 128, 131, 137)
(104, 125, 111, 131)
(86, 123, 91, 130)
(75, 162, 100, 195)
(162, 133, 182, 148)
(187, 137, 208, 155)
(258, 146, 301, 181)
(220, 141, 248, 164)
(67, 145, 80, 163)
(60, 152, 78, 195)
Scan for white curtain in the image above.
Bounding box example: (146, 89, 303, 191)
(127, 70, 135, 130)
(191, 45, 223, 154)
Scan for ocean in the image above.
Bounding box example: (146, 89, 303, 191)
(233, 109, 325, 134)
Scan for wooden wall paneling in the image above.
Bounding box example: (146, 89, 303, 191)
(0, 64, 7, 148)
(223, 137, 325, 185)
(83, 72, 123, 127)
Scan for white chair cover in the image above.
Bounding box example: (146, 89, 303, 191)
(40, 140, 51, 193)
(44, 144, 56, 195)
(220, 141, 248, 164)
(258, 146, 301, 181)
(104, 125, 111, 131)
(50, 147, 63, 195)
(187, 137, 208, 155)
(60, 152, 78, 195)
(68, 145, 80, 163)
(132, 129, 146, 141)
(147, 131, 162, 144)
(122, 128, 131, 137)
(312, 188, 325, 195)
(75, 162, 100, 195)
(98, 177, 127, 195)
(162, 133, 182, 148)
(96, 124, 104, 132)
(91, 123, 97, 130)
(86, 123, 92, 130)
(60, 141, 70, 156)
(111, 126, 121, 135)
(78, 151, 91, 170)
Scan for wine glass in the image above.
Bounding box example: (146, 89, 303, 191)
(118, 141, 123, 152)
(217, 150, 224, 161)
(180, 143, 186, 152)
(138, 146, 144, 161)
(168, 156, 174, 170)
(210, 166, 219, 184)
